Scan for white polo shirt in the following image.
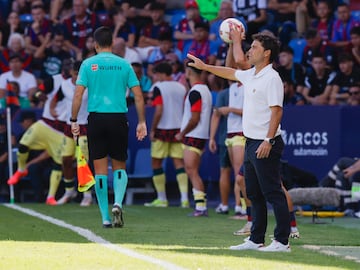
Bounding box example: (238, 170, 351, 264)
(0, 70, 37, 98)
(234, 64, 283, 140)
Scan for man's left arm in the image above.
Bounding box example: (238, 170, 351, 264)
(71, 85, 85, 136)
(131, 85, 147, 141)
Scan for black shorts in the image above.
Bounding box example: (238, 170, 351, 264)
(87, 112, 128, 161)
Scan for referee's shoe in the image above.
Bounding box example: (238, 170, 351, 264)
(112, 204, 124, 227)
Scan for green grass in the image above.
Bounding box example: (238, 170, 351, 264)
(1, 204, 359, 270)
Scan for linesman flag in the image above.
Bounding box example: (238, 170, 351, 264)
(76, 141, 95, 192)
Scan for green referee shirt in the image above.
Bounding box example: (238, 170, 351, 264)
(76, 52, 140, 113)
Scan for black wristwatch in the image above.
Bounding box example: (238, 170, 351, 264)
(264, 137, 275, 145)
(70, 118, 77, 122)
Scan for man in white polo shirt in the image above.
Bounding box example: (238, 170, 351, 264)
(187, 29, 291, 252)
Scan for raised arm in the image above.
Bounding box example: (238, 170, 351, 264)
(187, 53, 238, 81)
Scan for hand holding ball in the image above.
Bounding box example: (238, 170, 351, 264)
(219, 18, 245, 43)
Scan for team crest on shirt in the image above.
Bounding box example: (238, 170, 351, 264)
(91, 64, 98, 71)
(253, 89, 256, 93)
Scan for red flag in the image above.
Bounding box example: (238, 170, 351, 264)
(76, 144, 95, 192)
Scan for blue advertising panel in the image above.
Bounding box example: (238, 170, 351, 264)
(121, 105, 360, 183)
(282, 106, 346, 181)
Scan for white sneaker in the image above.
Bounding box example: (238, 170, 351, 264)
(215, 204, 229, 214)
(290, 226, 300, 239)
(354, 211, 360, 218)
(233, 221, 252, 236)
(57, 189, 77, 205)
(229, 240, 264, 250)
(80, 195, 93, 207)
(259, 240, 291, 252)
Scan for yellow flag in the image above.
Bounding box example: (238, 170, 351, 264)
(76, 144, 95, 192)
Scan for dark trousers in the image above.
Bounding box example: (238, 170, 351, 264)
(244, 136, 290, 245)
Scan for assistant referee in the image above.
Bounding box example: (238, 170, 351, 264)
(71, 26, 147, 228)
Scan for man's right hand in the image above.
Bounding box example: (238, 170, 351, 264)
(136, 122, 147, 141)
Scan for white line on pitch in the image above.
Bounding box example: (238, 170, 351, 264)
(4, 203, 187, 270)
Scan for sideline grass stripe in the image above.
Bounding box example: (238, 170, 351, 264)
(4, 203, 187, 270)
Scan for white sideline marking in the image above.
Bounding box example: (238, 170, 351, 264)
(4, 204, 187, 270)
(303, 245, 360, 263)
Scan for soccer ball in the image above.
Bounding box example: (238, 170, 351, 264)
(219, 18, 245, 44)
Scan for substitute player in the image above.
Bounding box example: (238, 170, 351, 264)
(71, 26, 147, 228)
(175, 62, 212, 217)
(51, 60, 93, 206)
(144, 62, 189, 208)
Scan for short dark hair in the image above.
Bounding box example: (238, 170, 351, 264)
(252, 33, 280, 63)
(195, 21, 210, 32)
(9, 53, 23, 62)
(93, 26, 113, 48)
(185, 59, 202, 75)
(337, 53, 353, 63)
(280, 45, 294, 55)
(73, 61, 82, 72)
(153, 62, 172, 76)
(311, 52, 325, 61)
(150, 2, 166, 11)
(19, 111, 36, 123)
(351, 26, 360, 36)
(305, 28, 318, 39)
(159, 31, 173, 42)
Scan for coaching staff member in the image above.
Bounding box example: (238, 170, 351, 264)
(187, 28, 291, 252)
(71, 26, 147, 228)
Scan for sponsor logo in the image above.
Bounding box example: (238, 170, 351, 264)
(282, 130, 329, 156)
(91, 64, 98, 71)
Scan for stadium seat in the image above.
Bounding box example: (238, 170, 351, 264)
(288, 38, 306, 64)
(165, 9, 186, 28)
(352, 10, 360, 21)
(125, 148, 154, 205)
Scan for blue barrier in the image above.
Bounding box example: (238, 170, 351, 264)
(5, 105, 359, 183)
(128, 105, 360, 182)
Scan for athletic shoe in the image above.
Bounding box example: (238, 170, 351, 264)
(181, 200, 190, 208)
(259, 240, 291, 252)
(215, 204, 229, 214)
(46, 196, 57, 206)
(233, 221, 252, 236)
(80, 196, 92, 207)
(354, 211, 360, 218)
(57, 189, 77, 205)
(344, 209, 355, 217)
(112, 204, 124, 228)
(144, 199, 168, 207)
(229, 240, 264, 250)
(103, 221, 112, 228)
(290, 227, 300, 239)
(188, 209, 208, 217)
(7, 170, 28, 185)
(229, 212, 248, 220)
